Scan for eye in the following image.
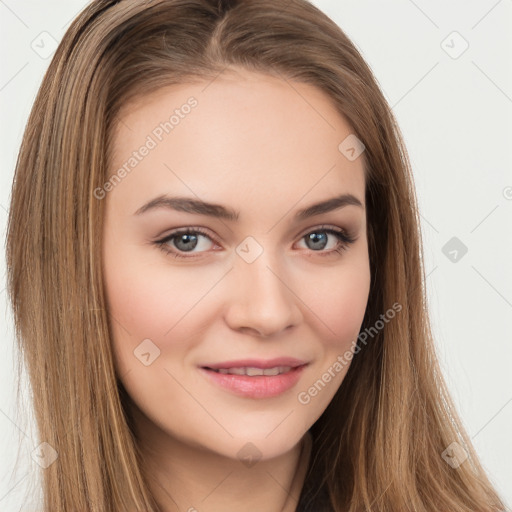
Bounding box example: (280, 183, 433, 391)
(295, 225, 357, 258)
(155, 227, 218, 259)
(154, 225, 357, 259)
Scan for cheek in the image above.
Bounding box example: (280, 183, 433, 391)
(292, 256, 370, 412)
(102, 246, 225, 369)
(304, 257, 371, 351)
(104, 261, 198, 336)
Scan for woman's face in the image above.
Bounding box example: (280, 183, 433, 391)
(102, 69, 370, 461)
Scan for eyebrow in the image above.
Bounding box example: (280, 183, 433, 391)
(134, 193, 364, 221)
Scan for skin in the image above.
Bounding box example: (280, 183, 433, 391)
(102, 67, 370, 512)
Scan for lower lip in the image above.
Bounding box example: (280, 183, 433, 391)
(199, 365, 308, 399)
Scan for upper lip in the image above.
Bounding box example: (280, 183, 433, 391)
(201, 358, 308, 370)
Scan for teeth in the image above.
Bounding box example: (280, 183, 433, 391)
(228, 367, 246, 375)
(212, 366, 292, 376)
(246, 367, 264, 376)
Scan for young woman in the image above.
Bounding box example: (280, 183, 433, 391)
(6, 0, 508, 510)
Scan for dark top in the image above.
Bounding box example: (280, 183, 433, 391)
(295, 477, 332, 512)
(294, 432, 333, 512)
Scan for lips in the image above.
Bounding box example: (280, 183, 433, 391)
(199, 358, 308, 399)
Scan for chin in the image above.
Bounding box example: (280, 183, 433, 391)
(204, 415, 312, 461)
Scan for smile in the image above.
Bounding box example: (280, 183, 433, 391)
(209, 366, 292, 376)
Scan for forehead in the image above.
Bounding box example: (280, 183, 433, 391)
(107, 69, 366, 219)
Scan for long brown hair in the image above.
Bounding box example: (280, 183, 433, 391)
(6, 0, 507, 510)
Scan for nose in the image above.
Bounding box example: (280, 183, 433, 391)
(223, 250, 303, 338)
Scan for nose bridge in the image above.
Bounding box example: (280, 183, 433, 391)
(239, 249, 285, 302)
(225, 237, 302, 336)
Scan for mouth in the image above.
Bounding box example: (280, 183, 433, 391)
(206, 365, 294, 376)
(199, 359, 308, 399)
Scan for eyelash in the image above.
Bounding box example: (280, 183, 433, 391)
(154, 225, 357, 260)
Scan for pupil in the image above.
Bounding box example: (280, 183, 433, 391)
(308, 232, 327, 250)
(176, 234, 198, 251)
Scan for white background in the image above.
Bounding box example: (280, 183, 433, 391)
(1, 0, 511, 509)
